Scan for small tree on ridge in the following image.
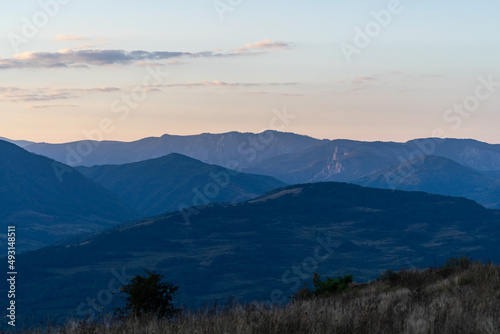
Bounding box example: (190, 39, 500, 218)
(119, 269, 178, 318)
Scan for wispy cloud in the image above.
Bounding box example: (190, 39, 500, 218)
(0, 40, 295, 70)
(336, 75, 381, 93)
(351, 76, 378, 86)
(243, 91, 304, 97)
(144, 81, 299, 89)
(54, 34, 88, 42)
(0, 50, 192, 69)
(26, 104, 79, 109)
(59, 43, 108, 51)
(232, 39, 295, 54)
(0, 86, 120, 102)
(137, 61, 167, 67)
(167, 60, 184, 66)
(335, 72, 417, 94)
(54, 35, 108, 51)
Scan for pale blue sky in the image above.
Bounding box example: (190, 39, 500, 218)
(1, 0, 499, 143)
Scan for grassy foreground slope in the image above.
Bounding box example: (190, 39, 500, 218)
(19, 261, 500, 334)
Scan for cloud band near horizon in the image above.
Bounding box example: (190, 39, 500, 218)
(0, 40, 294, 69)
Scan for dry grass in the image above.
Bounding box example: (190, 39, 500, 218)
(15, 263, 500, 334)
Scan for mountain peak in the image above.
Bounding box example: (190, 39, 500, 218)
(0, 142, 138, 251)
(353, 154, 498, 206)
(77, 153, 286, 217)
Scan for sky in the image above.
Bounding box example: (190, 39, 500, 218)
(0, 0, 499, 143)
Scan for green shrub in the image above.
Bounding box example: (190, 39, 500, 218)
(378, 269, 400, 287)
(118, 269, 179, 319)
(291, 283, 314, 301)
(437, 253, 473, 278)
(291, 273, 354, 300)
(312, 272, 353, 297)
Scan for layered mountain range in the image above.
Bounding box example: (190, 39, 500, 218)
(8, 182, 500, 324)
(0, 140, 137, 251)
(353, 155, 500, 208)
(0, 140, 285, 251)
(12, 131, 500, 208)
(76, 153, 285, 217)
(20, 132, 500, 178)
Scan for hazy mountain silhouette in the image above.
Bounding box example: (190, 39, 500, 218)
(353, 155, 500, 208)
(245, 139, 406, 183)
(247, 138, 500, 183)
(76, 153, 286, 216)
(11, 182, 500, 324)
(0, 140, 138, 251)
(23, 131, 321, 168)
(414, 138, 500, 171)
(11, 132, 500, 209)
(21, 133, 500, 183)
(0, 136, 34, 148)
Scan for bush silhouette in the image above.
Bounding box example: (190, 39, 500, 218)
(313, 272, 353, 296)
(437, 253, 473, 277)
(291, 283, 314, 301)
(119, 269, 178, 318)
(378, 269, 400, 287)
(292, 272, 354, 300)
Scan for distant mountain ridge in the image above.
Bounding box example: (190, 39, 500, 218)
(76, 153, 286, 217)
(0, 140, 138, 251)
(22, 131, 322, 168)
(353, 155, 500, 208)
(0, 136, 34, 148)
(6, 132, 500, 208)
(18, 133, 500, 180)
